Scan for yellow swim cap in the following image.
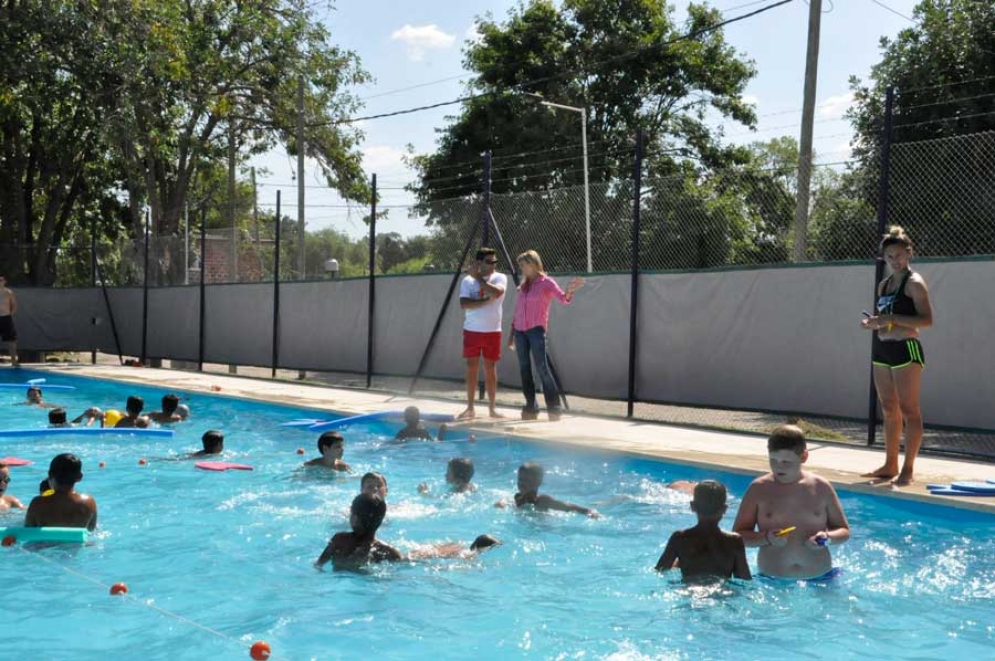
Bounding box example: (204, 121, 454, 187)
(104, 409, 124, 428)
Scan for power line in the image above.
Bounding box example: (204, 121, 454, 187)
(900, 91, 995, 111)
(309, 0, 795, 128)
(358, 73, 473, 102)
(900, 75, 995, 96)
(868, 0, 913, 21)
(892, 109, 995, 130)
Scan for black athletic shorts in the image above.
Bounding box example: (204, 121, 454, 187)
(872, 336, 924, 369)
(0, 315, 16, 342)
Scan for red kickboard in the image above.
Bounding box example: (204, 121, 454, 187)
(0, 457, 32, 466)
(195, 461, 253, 472)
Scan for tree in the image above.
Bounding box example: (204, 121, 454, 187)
(0, 2, 124, 284)
(409, 0, 757, 197)
(846, 0, 995, 258)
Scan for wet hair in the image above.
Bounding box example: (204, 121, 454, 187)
(48, 408, 68, 425)
(27, 386, 42, 399)
(126, 395, 144, 416)
(38, 478, 50, 494)
(475, 247, 497, 262)
(767, 424, 807, 455)
(318, 431, 344, 452)
(691, 480, 728, 517)
(202, 430, 224, 452)
(448, 457, 475, 483)
(49, 453, 83, 488)
(350, 493, 387, 536)
(880, 225, 913, 253)
(470, 534, 502, 552)
(403, 406, 420, 424)
(361, 471, 388, 493)
(518, 461, 544, 482)
(161, 394, 180, 415)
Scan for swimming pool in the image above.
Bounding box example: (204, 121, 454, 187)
(2, 370, 994, 660)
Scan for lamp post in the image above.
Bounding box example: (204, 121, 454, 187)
(526, 94, 591, 273)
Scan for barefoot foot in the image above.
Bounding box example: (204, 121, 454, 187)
(861, 466, 899, 480)
(892, 471, 914, 487)
(457, 408, 476, 421)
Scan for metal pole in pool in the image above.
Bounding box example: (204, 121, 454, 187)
(366, 174, 376, 389)
(272, 190, 282, 379)
(867, 86, 895, 447)
(141, 208, 150, 365)
(198, 205, 207, 371)
(626, 130, 643, 419)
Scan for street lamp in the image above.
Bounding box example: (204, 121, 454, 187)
(525, 93, 592, 273)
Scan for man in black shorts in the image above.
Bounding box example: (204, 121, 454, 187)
(0, 275, 17, 366)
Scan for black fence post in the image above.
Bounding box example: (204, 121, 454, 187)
(141, 209, 150, 365)
(90, 213, 97, 365)
(867, 86, 895, 446)
(272, 191, 282, 379)
(367, 174, 377, 389)
(198, 206, 207, 371)
(626, 130, 644, 419)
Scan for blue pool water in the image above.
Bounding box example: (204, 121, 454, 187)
(2, 370, 994, 660)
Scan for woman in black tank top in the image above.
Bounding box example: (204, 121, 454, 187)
(860, 226, 934, 486)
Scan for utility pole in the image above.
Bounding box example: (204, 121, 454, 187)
(297, 74, 306, 280)
(792, 0, 823, 262)
(228, 122, 238, 281)
(251, 166, 259, 246)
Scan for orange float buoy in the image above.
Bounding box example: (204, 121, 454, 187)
(2, 535, 16, 547)
(138, 459, 147, 466)
(249, 641, 271, 660)
(296, 448, 305, 455)
(110, 582, 128, 595)
(99, 461, 106, 468)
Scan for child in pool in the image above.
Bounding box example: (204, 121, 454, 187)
(655, 480, 751, 581)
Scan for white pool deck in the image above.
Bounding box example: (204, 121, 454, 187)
(40, 364, 995, 515)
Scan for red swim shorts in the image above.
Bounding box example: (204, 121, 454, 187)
(463, 330, 502, 361)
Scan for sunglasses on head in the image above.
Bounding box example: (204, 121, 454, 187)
(482, 259, 498, 265)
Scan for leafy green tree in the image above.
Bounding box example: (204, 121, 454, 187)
(846, 0, 995, 258)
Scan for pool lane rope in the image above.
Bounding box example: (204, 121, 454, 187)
(5, 542, 262, 656)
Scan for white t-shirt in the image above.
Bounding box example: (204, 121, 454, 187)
(460, 272, 507, 332)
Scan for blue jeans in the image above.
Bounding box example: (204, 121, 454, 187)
(514, 327, 561, 413)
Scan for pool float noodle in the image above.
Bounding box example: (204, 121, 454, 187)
(0, 526, 88, 544)
(307, 410, 455, 432)
(0, 383, 75, 391)
(0, 427, 173, 439)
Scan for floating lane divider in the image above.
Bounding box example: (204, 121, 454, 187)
(0, 428, 174, 439)
(307, 410, 455, 433)
(1, 526, 88, 545)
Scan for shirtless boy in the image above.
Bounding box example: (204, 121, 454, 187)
(501, 462, 600, 518)
(24, 453, 98, 530)
(655, 480, 751, 581)
(0, 462, 25, 512)
(304, 432, 351, 472)
(732, 425, 850, 579)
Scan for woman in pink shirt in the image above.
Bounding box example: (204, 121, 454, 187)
(508, 250, 584, 421)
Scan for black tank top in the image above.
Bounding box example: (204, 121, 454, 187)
(876, 271, 917, 317)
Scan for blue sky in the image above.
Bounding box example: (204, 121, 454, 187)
(248, 0, 917, 238)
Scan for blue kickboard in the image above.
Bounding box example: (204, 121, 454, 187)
(950, 481, 995, 494)
(927, 486, 995, 497)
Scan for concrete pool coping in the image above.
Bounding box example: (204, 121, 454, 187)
(35, 364, 995, 515)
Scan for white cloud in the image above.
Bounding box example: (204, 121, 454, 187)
(391, 24, 456, 61)
(362, 145, 408, 172)
(818, 92, 854, 120)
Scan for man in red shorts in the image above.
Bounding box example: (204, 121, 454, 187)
(458, 248, 507, 419)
